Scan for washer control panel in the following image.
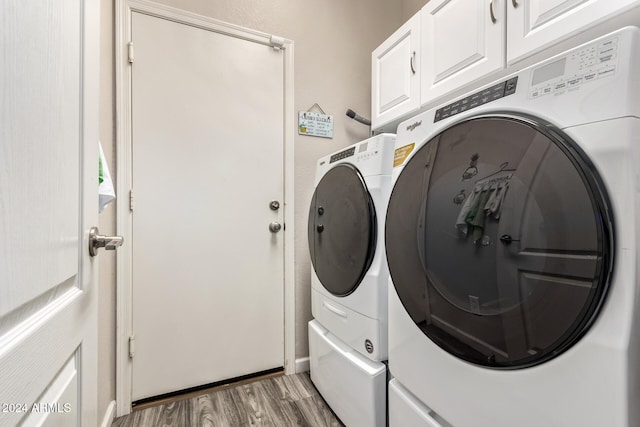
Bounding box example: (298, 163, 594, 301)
(530, 36, 619, 99)
(329, 146, 355, 163)
(434, 77, 518, 123)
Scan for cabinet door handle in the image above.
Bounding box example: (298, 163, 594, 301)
(512, 0, 519, 7)
(410, 51, 416, 74)
(489, 0, 497, 23)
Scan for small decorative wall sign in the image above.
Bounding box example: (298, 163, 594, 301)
(298, 103, 333, 138)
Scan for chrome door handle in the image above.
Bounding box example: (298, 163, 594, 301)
(89, 226, 124, 256)
(410, 51, 416, 74)
(490, 0, 497, 23)
(269, 222, 282, 233)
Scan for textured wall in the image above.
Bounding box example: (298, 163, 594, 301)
(403, 0, 429, 20)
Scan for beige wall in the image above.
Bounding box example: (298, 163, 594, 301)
(402, 0, 429, 20)
(98, 0, 425, 419)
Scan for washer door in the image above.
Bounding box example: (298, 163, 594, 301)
(309, 163, 377, 296)
(385, 114, 614, 369)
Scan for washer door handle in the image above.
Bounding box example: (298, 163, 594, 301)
(499, 234, 520, 245)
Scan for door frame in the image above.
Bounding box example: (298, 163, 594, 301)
(114, 0, 295, 415)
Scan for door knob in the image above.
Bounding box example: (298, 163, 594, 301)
(89, 226, 124, 256)
(269, 222, 282, 233)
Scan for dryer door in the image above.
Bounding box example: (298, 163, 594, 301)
(385, 114, 614, 369)
(309, 163, 377, 296)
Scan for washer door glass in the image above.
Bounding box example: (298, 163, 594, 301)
(309, 163, 377, 296)
(385, 115, 614, 369)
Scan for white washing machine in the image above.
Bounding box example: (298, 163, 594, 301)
(385, 27, 640, 427)
(308, 133, 395, 427)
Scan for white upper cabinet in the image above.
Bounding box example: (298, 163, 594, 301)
(371, 0, 640, 130)
(372, 13, 421, 130)
(421, 0, 506, 105)
(507, 0, 640, 63)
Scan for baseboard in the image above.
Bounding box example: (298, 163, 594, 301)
(295, 357, 310, 373)
(100, 400, 116, 427)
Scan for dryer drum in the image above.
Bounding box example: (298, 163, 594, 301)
(385, 114, 615, 369)
(308, 163, 377, 297)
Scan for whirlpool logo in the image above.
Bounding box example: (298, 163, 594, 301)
(406, 120, 422, 132)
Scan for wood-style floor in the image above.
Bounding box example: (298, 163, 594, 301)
(112, 372, 345, 427)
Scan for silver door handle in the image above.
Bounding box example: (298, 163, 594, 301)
(89, 226, 124, 256)
(269, 222, 282, 233)
(490, 0, 497, 23)
(410, 51, 416, 74)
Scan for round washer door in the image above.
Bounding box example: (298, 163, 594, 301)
(308, 163, 377, 296)
(385, 114, 614, 369)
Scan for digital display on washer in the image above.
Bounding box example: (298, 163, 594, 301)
(532, 58, 567, 86)
(434, 77, 518, 123)
(330, 146, 355, 163)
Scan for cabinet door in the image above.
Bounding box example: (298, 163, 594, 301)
(372, 13, 420, 130)
(507, 0, 639, 64)
(421, 0, 505, 105)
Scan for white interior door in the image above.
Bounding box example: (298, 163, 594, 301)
(130, 12, 285, 401)
(0, 0, 99, 425)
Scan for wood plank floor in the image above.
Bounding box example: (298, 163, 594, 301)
(112, 372, 345, 427)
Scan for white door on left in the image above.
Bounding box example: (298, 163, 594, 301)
(0, 1, 100, 425)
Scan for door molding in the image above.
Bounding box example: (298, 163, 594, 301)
(115, 0, 295, 415)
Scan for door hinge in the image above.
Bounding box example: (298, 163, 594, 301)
(128, 42, 134, 64)
(270, 35, 285, 51)
(128, 335, 135, 358)
(129, 189, 134, 212)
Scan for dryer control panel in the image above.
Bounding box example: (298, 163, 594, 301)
(529, 36, 619, 99)
(329, 146, 355, 163)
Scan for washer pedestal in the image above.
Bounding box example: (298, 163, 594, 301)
(308, 320, 386, 427)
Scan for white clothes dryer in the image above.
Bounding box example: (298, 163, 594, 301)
(308, 133, 395, 427)
(385, 27, 640, 427)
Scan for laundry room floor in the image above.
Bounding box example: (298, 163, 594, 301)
(111, 372, 344, 426)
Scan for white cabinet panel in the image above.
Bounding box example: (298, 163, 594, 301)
(508, 0, 640, 63)
(421, 0, 505, 105)
(372, 13, 420, 130)
(372, 0, 639, 130)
